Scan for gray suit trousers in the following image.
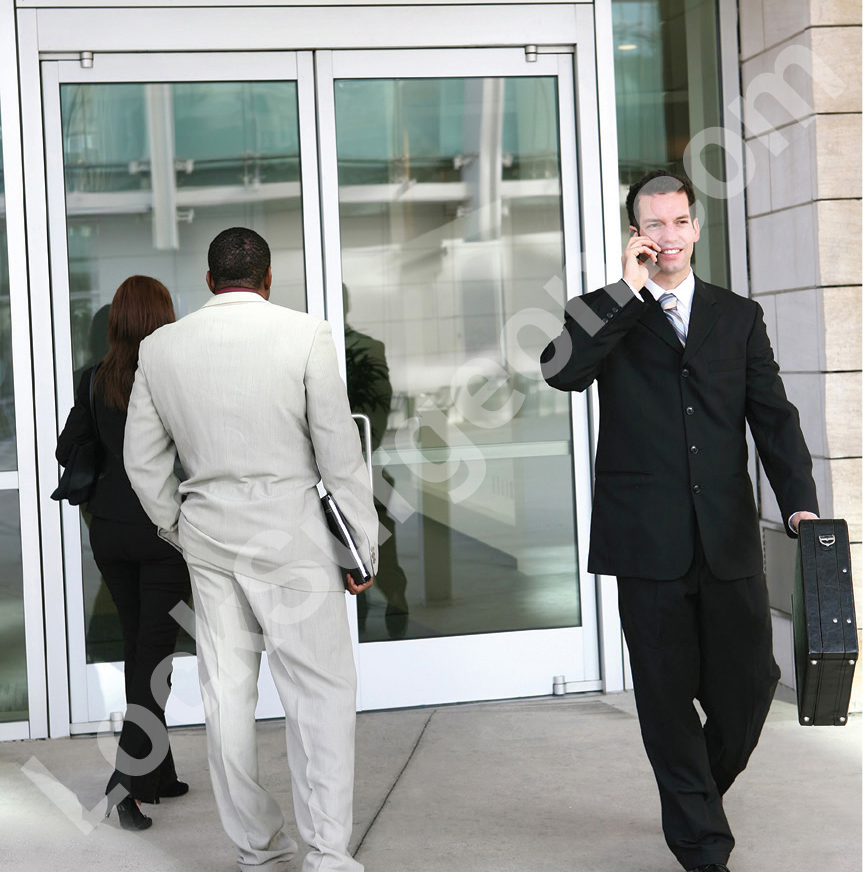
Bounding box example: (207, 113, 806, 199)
(188, 556, 362, 872)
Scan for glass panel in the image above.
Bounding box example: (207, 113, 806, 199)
(336, 77, 580, 642)
(612, 0, 729, 286)
(60, 80, 306, 663)
(0, 110, 17, 470)
(0, 491, 27, 721)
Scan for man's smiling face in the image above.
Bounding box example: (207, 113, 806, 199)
(632, 190, 700, 289)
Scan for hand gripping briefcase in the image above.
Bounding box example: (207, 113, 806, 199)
(792, 519, 858, 726)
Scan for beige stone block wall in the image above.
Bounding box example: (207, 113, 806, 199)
(814, 115, 863, 200)
(810, 28, 862, 112)
(822, 286, 862, 370)
(810, 0, 863, 25)
(738, 0, 862, 710)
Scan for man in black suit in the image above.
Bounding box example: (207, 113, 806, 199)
(540, 170, 818, 872)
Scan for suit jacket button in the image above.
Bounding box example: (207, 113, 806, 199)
(685, 406, 694, 415)
(692, 484, 701, 494)
(690, 445, 698, 454)
(612, 306, 620, 313)
(681, 368, 690, 378)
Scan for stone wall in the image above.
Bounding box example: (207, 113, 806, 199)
(738, 0, 862, 709)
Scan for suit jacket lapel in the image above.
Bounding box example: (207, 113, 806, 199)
(639, 291, 684, 354)
(682, 276, 719, 363)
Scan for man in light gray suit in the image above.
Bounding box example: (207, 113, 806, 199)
(124, 227, 378, 872)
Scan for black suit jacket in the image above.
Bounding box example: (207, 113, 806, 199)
(56, 365, 152, 524)
(540, 277, 818, 581)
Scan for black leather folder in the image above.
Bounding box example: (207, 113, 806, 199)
(321, 491, 372, 584)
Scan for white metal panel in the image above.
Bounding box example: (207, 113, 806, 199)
(313, 50, 346, 379)
(359, 628, 599, 710)
(0, 722, 31, 742)
(578, 3, 617, 290)
(0, 0, 47, 739)
(329, 47, 563, 78)
(577, 3, 626, 692)
(85, 652, 285, 728)
(41, 59, 94, 727)
(22, 0, 592, 6)
(555, 51, 600, 683)
(297, 52, 326, 320)
(54, 51, 299, 82)
(32, 6, 580, 53)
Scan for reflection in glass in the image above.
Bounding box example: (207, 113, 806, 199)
(336, 77, 580, 642)
(59, 80, 307, 663)
(0, 112, 16, 470)
(612, 0, 729, 286)
(0, 491, 27, 721)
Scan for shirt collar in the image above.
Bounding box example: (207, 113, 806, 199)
(203, 290, 268, 307)
(644, 269, 695, 310)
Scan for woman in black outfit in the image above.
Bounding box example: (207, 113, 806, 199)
(57, 275, 191, 831)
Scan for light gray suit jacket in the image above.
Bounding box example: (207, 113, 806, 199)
(124, 291, 378, 592)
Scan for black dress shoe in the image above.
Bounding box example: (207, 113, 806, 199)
(106, 795, 153, 831)
(688, 865, 730, 872)
(158, 779, 189, 798)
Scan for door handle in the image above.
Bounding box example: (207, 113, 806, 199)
(351, 413, 373, 489)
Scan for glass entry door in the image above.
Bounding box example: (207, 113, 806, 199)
(44, 47, 598, 727)
(317, 50, 598, 709)
(43, 52, 323, 727)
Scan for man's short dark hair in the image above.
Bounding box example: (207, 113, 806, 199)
(208, 227, 271, 290)
(626, 170, 696, 230)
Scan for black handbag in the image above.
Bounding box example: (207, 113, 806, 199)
(51, 366, 103, 506)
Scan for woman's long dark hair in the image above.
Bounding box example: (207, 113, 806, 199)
(94, 275, 176, 411)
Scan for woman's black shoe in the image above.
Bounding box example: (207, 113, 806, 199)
(158, 780, 189, 799)
(106, 795, 153, 830)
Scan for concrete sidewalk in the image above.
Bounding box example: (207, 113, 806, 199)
(1, 691, 860, 872)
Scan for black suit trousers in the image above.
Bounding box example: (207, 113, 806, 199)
(617, 535, 780, 870)
(90, 517, 191, 803)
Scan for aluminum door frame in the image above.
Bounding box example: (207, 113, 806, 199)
(0, 0, 47, 741)
(16, 2, 625, 734)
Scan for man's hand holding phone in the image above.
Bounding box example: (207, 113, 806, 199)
(622, 230, 660, 291)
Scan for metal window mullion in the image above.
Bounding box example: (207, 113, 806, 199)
(313, 51, 347, 377)
(17, 9, 70, 738)
(297, 51, 326, 320)
(42, 60, 93, 727)
(577, 1, 627, 694)
(1, 0, 48, 739)
(558, 44, 601, 685)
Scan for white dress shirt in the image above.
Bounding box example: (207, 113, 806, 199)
(642, 270, 695, 333)
(624, 269, 695, 332)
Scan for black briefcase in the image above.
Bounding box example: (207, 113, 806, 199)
(792, 519, 858, 726)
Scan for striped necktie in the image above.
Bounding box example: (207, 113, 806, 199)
(659, 292, 687, 346)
